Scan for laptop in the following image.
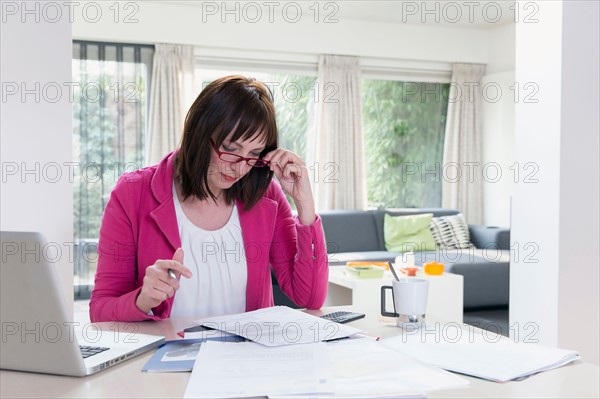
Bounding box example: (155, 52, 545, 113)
(0, 231, 165, 376)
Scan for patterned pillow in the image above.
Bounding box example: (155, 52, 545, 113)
(429, 214, 474, 249)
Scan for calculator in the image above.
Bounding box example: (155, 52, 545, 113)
(319, 311, 365, 324)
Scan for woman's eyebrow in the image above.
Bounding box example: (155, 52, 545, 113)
(226, 140, 265, 152)
(249, 148, 265, 156)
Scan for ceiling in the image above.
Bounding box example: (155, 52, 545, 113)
(332, 0, 516, 29)
(161, 0, 516, 30)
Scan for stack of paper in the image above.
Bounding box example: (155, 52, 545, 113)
(184, 337, 470, 399)
(381, 328, 581, 382)
(184, 341, 334, 398)
(289, 337, 469, 398)
(195, 306, 363, 346)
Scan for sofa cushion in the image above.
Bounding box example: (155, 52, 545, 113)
(384, 213, 437, 252)
(430, 213, 474, 249)
(319, 210, 381, 253)
(373, 209, 460, 250)
(468, 225, 511, 250)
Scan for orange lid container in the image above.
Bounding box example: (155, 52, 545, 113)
(424, 261, 444, 275)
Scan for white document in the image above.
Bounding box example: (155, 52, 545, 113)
(381, 327, 581, 382)
(183, 341, 334, 398)
(195, 306, 363, 346)
(271, 337, 469, 399)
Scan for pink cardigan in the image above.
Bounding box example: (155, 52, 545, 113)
(89, 151, 329, 322)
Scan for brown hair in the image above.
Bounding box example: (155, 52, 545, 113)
(176, 75, 278, 210)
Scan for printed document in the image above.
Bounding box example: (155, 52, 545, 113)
(381, 326, 581, 382)
(183, 341, 334, 398)
(320, 338, 468, 397)
(184, 338, 468, 399)
(195, 306, 363, 346)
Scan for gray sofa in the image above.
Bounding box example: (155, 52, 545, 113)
(319, 208, 510, 310)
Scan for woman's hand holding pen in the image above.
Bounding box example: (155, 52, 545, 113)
(263, 149, 316, 226)
(135, 248, 192, 314)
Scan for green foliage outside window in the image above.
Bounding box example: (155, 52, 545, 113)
(361, 80, 450, 208)
(269, 74, 316, 160)
(72, 62, 147, 240)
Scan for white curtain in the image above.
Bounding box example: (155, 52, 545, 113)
(309, 55, 367, 210)
(442, 63, 486, 224)
(146, 44, 195, 165)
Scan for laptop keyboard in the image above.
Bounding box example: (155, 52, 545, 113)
(79, 345, 110, 358)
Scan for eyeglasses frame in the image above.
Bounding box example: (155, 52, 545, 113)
(209, 138, 271, 168)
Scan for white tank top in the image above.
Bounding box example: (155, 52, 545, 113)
(170, 186, 247, 318)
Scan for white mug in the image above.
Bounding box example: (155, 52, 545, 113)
(381, 278, 429, 328)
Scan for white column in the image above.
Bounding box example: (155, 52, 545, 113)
(557, 1, 599, 365)
(512, 0, 599, 365)
(0, 2, 74, 314)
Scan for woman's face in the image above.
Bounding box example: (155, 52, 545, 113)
(207, 132, 267, 195)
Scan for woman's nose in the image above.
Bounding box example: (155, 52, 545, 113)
(228, 160, 249, 174)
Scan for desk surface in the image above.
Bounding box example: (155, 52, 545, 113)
(1, 306, 599, 398)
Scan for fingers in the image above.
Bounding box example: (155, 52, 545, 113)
(155, 258, 192, 279)
(168, 248, 191, 278)
(172, 247, 184, 264)
(142, 274, 178, 302)
(139, 250, 192, 309)
(145, 265, 181, 289)
(264, 149, 305, 168)
(271, 162, 301, 184)
(264, 149, 305, 183)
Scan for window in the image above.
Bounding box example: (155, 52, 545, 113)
(72, 41, 153, 299)
(196, 69, 318, 207)
(361, 80, 450, 208)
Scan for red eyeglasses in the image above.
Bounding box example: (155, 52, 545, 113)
(210, 139, 270, 168)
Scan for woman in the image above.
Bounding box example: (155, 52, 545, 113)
(89, 75, 328, 322)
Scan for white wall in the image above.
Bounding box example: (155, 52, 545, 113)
(481, 70, 515, 228)
(512, 0, 563, 352)
(557, 1, 599, 366)
(0, 2, 73, 313)
(512, 0, 599, 365)
(72, 1, 491, 64)
(481, 23, 516, 227)
(486, 22, 516, 75)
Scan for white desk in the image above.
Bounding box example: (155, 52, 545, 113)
(326, 267, 464, 323)
(1, 306, 599, 398)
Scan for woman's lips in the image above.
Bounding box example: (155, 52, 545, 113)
(221, 173, 237, 183)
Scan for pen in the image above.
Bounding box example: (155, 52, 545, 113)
(356, 333, 381, 341)
(387, 261, 400, 281)
(168, 269, 176, 279)
(324, 333, 381, 343)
